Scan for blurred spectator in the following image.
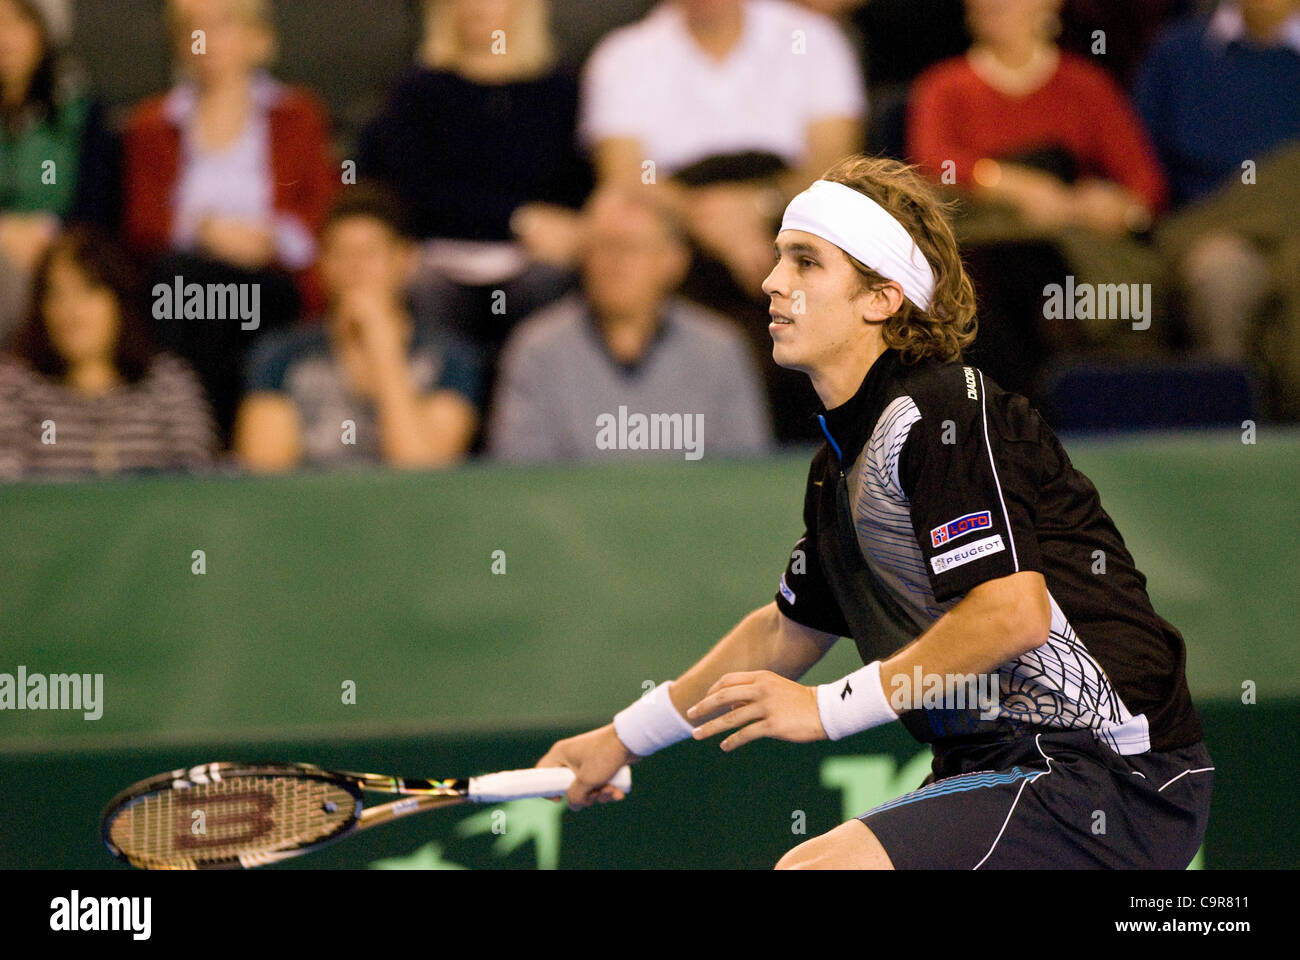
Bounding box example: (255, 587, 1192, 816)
(1137, 0, 1300, 418)
(813, 0, 1182, 161)
(125, 0, 335, 279)
(124, 0, 338, 442)
(234, 183, 482, 472)
(824, 0, 1183, 95)
(580, 0, 866, 297)
(0, 226, 217, 479)
(1135, 0, 1300, 207)
(358, 0, 590, 353)
(0, 0, 118, 342)
(489, 185, 771, 461)
(908, 0, 1169, 345)
(579, 0, 866, 444)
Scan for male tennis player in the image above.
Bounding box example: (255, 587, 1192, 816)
(537, 155, 1214, 869)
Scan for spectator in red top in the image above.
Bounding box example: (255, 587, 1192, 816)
(122, 0, 338, 444)
(907, 0, 1170, 345)
(125, 0, 335, 282)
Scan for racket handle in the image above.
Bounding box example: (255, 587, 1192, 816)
(467, 765, 632, 803)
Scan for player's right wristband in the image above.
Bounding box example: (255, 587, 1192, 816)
(816, 661, 899, 741)
(613, 680, 694, 757)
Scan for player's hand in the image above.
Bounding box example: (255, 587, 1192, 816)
(535, 722, 636, 811)
(686, 670, 826, 751)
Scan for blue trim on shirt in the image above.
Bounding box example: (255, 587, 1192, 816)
(817, 413, 843, 464)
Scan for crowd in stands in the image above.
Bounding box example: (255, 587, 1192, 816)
(0, 0, 1296, 481)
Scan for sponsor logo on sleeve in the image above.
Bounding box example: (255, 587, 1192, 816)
(779, 574, 796, 605)
(964, 366, 978, 400)
(930, 510, 993, 548)
(930, 534, 1005, 574)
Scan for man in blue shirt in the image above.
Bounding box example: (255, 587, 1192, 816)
(235, 184, 484, 471)
(1136, 0, 1300, 419)
(1135, 0, 1300, 209)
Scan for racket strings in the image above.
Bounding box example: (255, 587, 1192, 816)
(108, 776, 356, 869)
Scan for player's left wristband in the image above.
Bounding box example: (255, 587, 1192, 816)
(613, 680, 694, 757)
(816, 661, 899, 741)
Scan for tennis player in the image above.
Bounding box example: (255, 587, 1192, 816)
(537, 155, 1214, 869)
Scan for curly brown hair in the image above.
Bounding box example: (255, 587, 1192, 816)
(818, 154, 977, 364)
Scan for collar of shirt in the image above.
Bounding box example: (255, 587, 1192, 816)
(817, 347, 902, 469)
(1206, 3, 1300, 55)
(582, 298, 675, 376)
(162, 69, 286, 125)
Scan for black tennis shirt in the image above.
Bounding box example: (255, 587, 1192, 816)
(774, 348, 1203, 754)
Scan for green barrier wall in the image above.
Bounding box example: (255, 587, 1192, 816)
(0, 701, 1294, 869)
(2, 432, 1297, 868)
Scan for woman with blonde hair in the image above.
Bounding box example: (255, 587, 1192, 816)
(536, 154, 1213, 871)
(123, 0, 337, 442)
(357, 0, 591, 351)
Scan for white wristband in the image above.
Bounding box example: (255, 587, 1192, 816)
(816, 661, 899, 741)
(613, 680, 694, 757)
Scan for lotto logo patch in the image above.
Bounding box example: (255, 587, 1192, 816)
(931, 510, 993, 548)
(779, 574, 796, 605)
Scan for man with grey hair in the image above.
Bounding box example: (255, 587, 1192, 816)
(488, 185, 772, 461)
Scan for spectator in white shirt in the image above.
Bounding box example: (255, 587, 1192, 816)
(578, 0, 867, 295)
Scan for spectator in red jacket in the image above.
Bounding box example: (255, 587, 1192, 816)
(122, 0, 337, 443)
(907, 0, 1170, 346)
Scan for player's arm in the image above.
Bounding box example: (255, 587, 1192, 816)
(688, 571, 1050, 749)
(879, 570, 1049, 690)
(535, 601, 836, 809)
(673, 601, 838, 705)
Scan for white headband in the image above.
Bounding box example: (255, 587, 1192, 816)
(779, 179, 936, 312)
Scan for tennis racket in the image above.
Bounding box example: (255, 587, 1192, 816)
(101, 761, 632, 869)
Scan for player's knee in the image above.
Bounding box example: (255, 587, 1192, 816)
(774, 820, 894, 870)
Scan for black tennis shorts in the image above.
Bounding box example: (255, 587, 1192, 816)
(857, 728, 1214, 869)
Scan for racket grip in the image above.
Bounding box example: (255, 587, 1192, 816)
(467, 765, 632, 803)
